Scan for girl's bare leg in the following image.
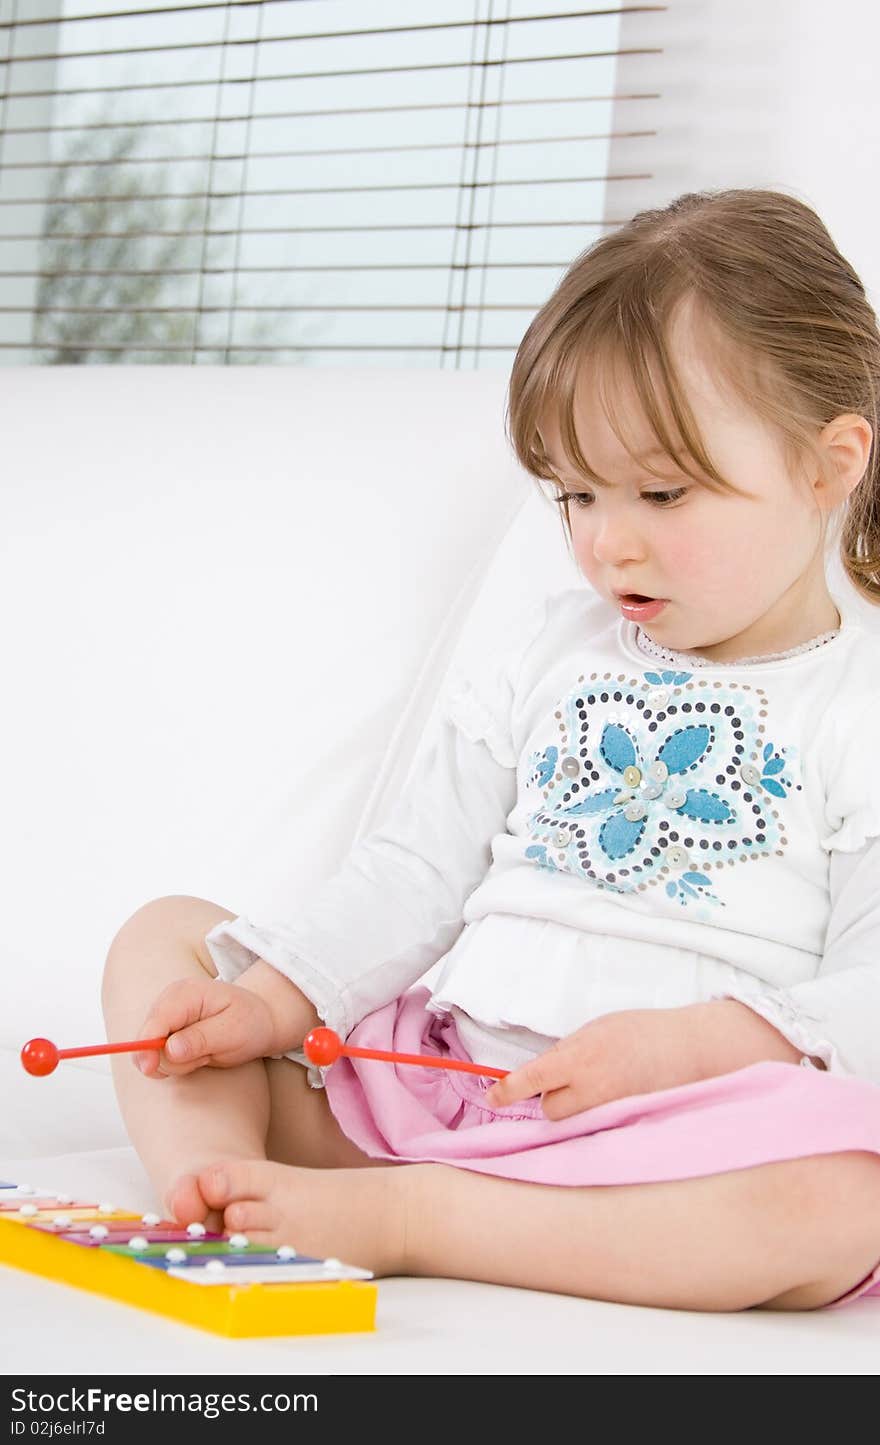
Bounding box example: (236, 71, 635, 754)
(101, 895, 397, 1228)
(394, 1151, 880, 1312)
(192, 1143, 880, 1311)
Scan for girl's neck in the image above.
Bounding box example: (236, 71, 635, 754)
(637, 581, 842, 667)
(634, 617, 841, 668)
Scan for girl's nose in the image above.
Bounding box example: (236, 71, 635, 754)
(591, 513, 647, 566)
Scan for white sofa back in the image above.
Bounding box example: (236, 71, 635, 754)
(1, 366, 577, 1054)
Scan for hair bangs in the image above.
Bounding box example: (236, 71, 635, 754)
(545, 307, 745, 499)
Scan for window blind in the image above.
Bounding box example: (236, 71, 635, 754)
(0, 1, 663, 366)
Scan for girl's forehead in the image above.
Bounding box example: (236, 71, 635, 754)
(538, 401, 678, 473)
(539, 359, 685, 464)
(540, 347, 758, 475)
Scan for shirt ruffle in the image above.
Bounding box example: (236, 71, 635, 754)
(820, 804, 880, 855)
(437, 592, 552, 770)
(440, 678, 517, 769)
(426, 913, 832, 1071)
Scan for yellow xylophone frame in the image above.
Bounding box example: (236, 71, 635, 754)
(0, 1212, 377, 1338)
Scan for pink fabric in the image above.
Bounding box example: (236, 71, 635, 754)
(322, 986, 880, 1310)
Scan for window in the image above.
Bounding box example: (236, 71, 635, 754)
(0, 1, 661, 365)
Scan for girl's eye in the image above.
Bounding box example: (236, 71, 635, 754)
(554, 488, 687, 509)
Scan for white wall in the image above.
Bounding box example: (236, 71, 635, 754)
(607, 1, 880, 313)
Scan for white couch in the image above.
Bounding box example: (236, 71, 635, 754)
(2, 366, 878, 1374)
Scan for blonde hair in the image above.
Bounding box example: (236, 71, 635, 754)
(505, 187, 880, 604)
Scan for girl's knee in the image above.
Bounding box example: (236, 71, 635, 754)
(109, 895, 235, 965)
(102, 895, 232, 1011)
(755, 1150, 880, 1310)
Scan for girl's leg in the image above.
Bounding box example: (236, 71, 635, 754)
(396, 1152, 880, 1312)
(101, 895, 396, 1226)
(193, 1134, 880, 1311)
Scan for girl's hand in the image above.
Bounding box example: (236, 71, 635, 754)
(133, 976, 277, 1078)
(484, 1007, 703, 1120)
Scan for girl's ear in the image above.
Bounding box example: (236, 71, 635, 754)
(817, 412, 874, 508)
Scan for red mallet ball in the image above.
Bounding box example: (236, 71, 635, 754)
(302, 1026, 343, 1067)
(21, 1037, 60, 1076)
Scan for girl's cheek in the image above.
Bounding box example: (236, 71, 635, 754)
(567, 511, 726, 594)
(657, 520, 721, 586)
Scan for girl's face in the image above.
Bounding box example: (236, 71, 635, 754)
(538, 310, 862, 662)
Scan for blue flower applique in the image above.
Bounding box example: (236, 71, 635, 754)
(525, 843, 554, 869)
(527, 745, 558, 789)
(523, 667, 796, 906)
(664, 867, 721, 909)
(754, 739, 792, 798)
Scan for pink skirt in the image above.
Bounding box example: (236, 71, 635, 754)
(322, 985, 880, 1310)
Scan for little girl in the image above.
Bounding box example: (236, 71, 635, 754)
(104, 187, 880, 1313)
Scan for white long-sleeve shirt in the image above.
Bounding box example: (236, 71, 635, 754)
(205, 583, 880, 1088)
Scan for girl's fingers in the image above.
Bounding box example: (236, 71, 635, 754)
(540, 1086, 586, 1121)
(486, 1046, 574, 1106)
(136, 1021, 215, 1076)
(133, 1046, 167, 1078)
(163, 1023, 211, 1064)
(134, 981, 214, 1076)
(136, 995, 255, 1077)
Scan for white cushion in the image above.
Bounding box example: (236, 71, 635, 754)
(1, 366, 532, 1053)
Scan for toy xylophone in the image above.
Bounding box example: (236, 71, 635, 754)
(0, 1180, 376, 1337)
(11, 1026, 511, 1339)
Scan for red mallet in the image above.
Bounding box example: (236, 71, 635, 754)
(21, 1035, 169, 1076)
(302, 1025, 509, 1080)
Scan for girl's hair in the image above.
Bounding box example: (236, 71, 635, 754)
(505, 187, 880, 604)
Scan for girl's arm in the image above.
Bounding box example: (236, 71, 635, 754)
(684, 998, 824, 1081)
